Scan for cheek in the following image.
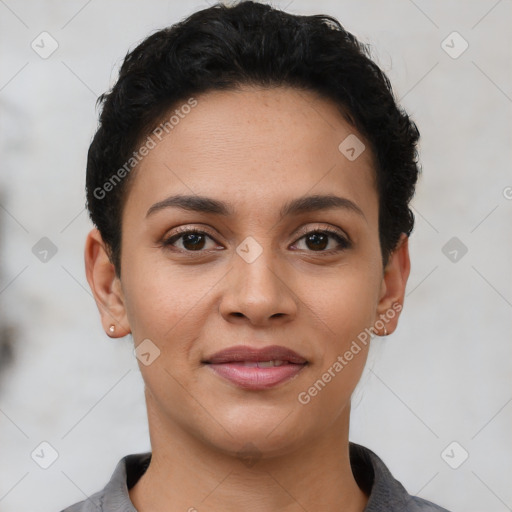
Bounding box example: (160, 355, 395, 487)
(306, 266, 381, 340)
(122, 264, 207, 411)
(298, 261, 380, 386)
(294, 278, 375, 421)
(120, 247, 208, 339)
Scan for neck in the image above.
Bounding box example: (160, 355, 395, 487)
(130, 400, 368, 512)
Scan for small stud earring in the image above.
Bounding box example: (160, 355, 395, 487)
(383, 326, 388, 337)
(109, 325, 115, 334)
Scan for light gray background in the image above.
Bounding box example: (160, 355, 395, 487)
(0, 1, 511, 511)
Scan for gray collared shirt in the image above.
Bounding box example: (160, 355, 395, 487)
(60, 442, 451, 511)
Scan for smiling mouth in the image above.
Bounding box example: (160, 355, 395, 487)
(203, 345, 308, 390)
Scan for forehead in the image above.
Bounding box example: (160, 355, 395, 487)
(123, 86, 378, 223)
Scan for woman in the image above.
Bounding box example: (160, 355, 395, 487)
(62, 1, 450, 510)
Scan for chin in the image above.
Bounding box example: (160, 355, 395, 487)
(199, 405, 312, 457)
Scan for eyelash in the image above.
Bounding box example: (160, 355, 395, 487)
(161, 226, 351, 254)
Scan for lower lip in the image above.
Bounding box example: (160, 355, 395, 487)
(207, 363, 306, 390)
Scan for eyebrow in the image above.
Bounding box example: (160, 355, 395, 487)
(145, 193, 366, 220)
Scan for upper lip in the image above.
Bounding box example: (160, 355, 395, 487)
(203, 345, 307, 364)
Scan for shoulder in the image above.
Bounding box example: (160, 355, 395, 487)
(59, 452, 151, 512)
(349, 442, 452, 512)
(408, 496, 453, 511)
(59, 487, 105, 512)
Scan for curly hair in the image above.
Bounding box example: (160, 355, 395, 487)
(86, 0, 420, 276)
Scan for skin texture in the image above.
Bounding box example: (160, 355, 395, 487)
(85, 85, 410, 512)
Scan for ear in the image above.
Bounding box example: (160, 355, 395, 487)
(84, 228, 131, 338)
(375, 233, 411, 336)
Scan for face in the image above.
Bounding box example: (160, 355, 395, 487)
(87, 85, 409, 458)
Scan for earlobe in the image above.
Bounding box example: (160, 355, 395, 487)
(375, 233, 411, 336)
(84, 228, 131, 338)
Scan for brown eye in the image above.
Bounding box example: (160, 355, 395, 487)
(162, 226, 350, 254)
(292, 229, 350, 252)
(163, 229, 217, 251)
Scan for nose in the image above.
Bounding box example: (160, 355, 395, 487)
(219, 244, 297, 327)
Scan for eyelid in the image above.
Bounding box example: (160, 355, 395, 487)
(166, 222, 349, 240)
(293, 223, 349, 241)
(169, 225, 217, 237)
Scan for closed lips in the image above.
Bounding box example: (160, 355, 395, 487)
(233, 360, 289, 367)
(203, 345, 308, 390)
(203, 345, 308, 365)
